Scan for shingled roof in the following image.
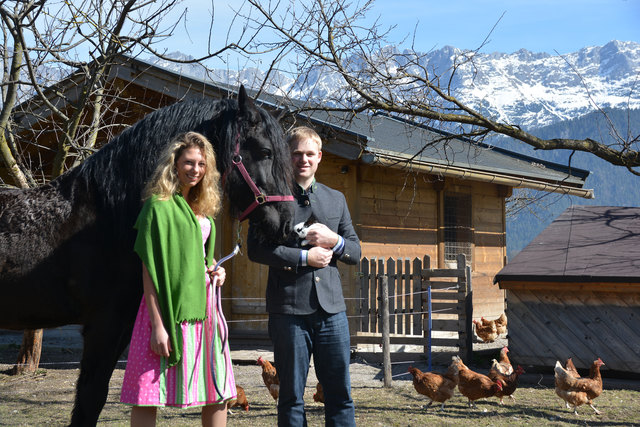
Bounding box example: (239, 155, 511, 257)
(306, 111, 592, 197)
(495, 205, 640, 283)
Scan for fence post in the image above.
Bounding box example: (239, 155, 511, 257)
(412, 258, 422, 335)
(465, 263, 473, 363)
(456, 253, 473, 363)
(387, 258, 396, 335)
(380, 274, 392, 387)
(359, 258, 370, 333)
(422, 255, 431, 357)
(427, 285, 432, 372)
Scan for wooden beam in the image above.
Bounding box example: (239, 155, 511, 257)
(498, 281, 640, 292)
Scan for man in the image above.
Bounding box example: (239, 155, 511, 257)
(248, 126, 360, 426)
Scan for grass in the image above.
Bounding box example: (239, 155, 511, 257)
(1, 363, 639, 426)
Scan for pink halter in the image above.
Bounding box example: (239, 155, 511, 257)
(224, 133, 294, 221)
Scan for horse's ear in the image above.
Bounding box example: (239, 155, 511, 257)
(238, 85, 258, 123)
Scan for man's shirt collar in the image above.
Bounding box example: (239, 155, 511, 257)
(296, 178, 317, 195)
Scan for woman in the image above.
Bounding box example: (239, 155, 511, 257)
(121, 132, 235, 427)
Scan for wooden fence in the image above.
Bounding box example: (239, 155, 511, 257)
(354, 253, 473, 362)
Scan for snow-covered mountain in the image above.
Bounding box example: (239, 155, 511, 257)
(452, 40, 640, 128)
(150, 40, 640, 130)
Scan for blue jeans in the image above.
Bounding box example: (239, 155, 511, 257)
(268, 310, 355, 427)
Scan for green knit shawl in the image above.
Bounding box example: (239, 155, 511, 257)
(133, 194, 215, 366)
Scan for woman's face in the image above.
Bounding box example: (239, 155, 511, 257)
(176, 146, 206, 190)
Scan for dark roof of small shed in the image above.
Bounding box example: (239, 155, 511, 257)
(495, 205, 640, 283)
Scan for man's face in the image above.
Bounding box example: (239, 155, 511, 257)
(291, 138, 322, 184)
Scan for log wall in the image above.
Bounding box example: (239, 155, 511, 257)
(506, 287, 640, 373)
(344, 157, 507, 322)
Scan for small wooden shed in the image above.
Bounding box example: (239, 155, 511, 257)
(4, 54, 595, 344)
(494, 205, 640, 373)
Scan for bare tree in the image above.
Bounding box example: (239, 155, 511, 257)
(0, 0, 240, 373)
(241, 0, 640, 174)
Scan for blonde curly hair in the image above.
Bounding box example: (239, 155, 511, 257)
(143, 131, 221, 218)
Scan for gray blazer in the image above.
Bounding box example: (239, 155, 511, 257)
(248, 182, 361, 315)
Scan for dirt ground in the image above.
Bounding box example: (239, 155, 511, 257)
(2, 327, 640, 426)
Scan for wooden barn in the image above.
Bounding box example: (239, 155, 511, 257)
(3, 54, 595, 345)
(494, 205, 640, 373)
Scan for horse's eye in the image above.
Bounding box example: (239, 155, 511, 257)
(260, 148, 272, 159)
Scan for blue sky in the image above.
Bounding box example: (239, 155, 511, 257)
(155, 0, 639, 66)
(367, 0, 639, 54)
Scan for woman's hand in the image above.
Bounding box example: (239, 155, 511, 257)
(207, 265, 226, 287)
(149, 325, 172, 357)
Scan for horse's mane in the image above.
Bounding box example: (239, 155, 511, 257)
(68, 99, 219, 234)
(253, 106, 294, 197)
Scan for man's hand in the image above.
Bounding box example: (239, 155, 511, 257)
(307, 246, 333, 268)
(304, 223, 339, 249)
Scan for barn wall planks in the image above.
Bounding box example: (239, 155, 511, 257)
(506, 288, 640, 373)
(337, 157, 507, 323)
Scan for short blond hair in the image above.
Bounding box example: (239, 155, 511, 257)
(287, 126, 322, 151)
(143, 131, 221, 218)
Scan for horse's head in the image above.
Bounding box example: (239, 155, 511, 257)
(218, 86, 294, 243)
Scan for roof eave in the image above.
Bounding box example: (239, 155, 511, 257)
(363, 150, 594, 199)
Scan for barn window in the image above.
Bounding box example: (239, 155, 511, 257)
(444, 193, 472, 264)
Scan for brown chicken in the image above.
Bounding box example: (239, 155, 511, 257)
(257, 356, 280, 401)
(489, 363, 525, 404)
(555, 357, 580, 408)
(313, 382, 325, 404)
(473, 319, 498, 343)
(452, 356, 503, 408)
(407, 361, 459, 411)
(480, 313, 508, 336)
(554, 358, 605, 415)
(492, 346, 513, 375)
(227, 385, 249, 412)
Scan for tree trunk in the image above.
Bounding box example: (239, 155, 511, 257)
(12, 329, 43, 375)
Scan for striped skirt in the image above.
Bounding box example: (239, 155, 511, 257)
(120, 279, 236, 407)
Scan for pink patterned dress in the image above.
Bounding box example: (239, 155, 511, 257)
(120, 217, 236, 407)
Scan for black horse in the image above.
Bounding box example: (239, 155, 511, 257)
(0, 86, 294, 425)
